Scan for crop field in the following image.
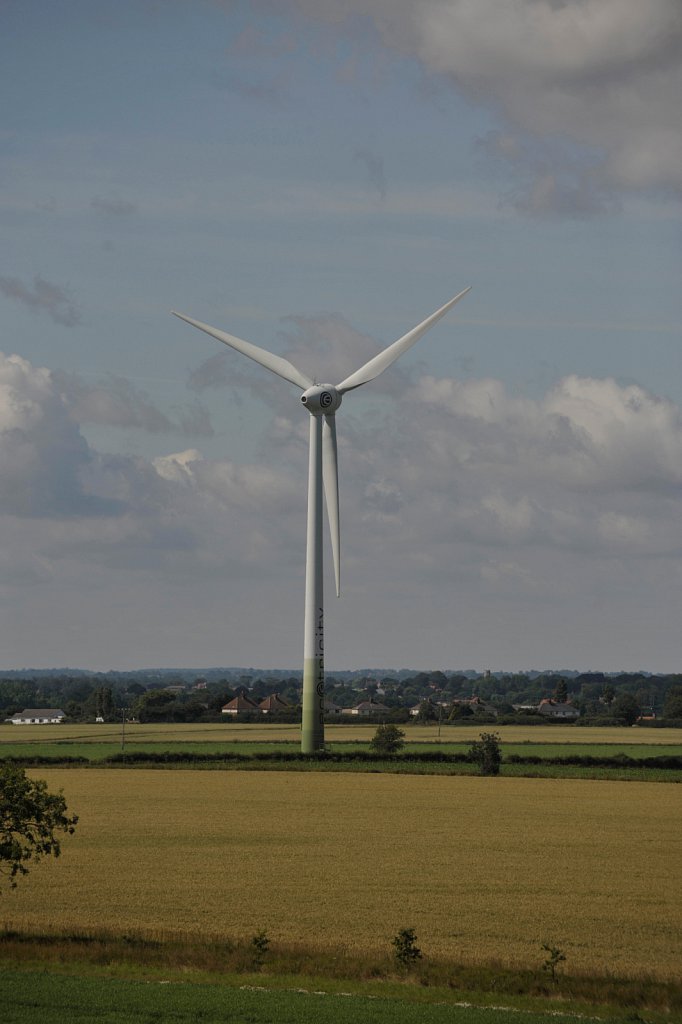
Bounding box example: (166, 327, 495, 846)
(0, 969, 608, 1024)
(3, 769, 680, 981)
(1, 722, 680, 762)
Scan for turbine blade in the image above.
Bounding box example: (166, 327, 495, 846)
(322, 414, 340, 598)
(336, 287, 471, 394)
(172, 311, 313, 391)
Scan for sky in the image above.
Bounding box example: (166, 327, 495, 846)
(1, 0, 681, 673)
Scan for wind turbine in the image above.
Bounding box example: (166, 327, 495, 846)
(172, 287, 471, 753)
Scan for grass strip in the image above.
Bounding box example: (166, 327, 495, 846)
(1, 929, 679, 1019)
(2, 968, 632, 1024)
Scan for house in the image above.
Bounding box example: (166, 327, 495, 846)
(11, 708, 66, 725)
(342, 700, 390, 716)
(324, 698, 343, 715)
(221, 694, 260, 715)
(537, 699, 580, 720)
(258, 693, 289, 714)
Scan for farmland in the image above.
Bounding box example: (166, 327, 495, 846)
(1, 721, 681, 762)
(3, 769, 680, 982)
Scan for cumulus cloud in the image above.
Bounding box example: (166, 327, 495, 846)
(0, 274, 81, 326)
(276, 0, 682, 210)
(3, 346, 682, 668)
(0, 352, 104, 516)
(54, 371, 214, 437)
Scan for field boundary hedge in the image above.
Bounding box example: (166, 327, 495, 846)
(3, 750, 681, 770)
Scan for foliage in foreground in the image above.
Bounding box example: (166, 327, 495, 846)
(0, 764, 78, 891)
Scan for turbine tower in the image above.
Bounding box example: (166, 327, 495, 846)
(172, 287, 470, 753)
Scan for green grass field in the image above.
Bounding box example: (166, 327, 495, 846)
(2, 968, 635, 1024)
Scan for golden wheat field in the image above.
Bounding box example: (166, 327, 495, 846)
(3, 769, 680, 980)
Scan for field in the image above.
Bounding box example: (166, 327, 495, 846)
(0, 970, 613, 1024)
(3, 768, 680, 981)
(2, 721, 681, 762)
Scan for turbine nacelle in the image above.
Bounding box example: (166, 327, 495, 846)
(300, 384, 342, 415)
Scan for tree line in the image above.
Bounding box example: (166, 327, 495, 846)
(1, 670, 681, 726)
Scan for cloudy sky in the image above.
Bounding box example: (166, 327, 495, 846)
(1, 0, 681, 672)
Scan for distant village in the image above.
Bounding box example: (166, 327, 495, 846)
(3, 667, 682, 727)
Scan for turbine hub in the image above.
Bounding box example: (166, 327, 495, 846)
(300, 384, 342, 415)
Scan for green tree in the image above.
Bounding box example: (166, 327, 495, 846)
(468, 732, 502, 776)
(611, 693, 641, 726)
(553, 678, 568, 703)
(370, 724, 405, 754)
(415, 699, 437, 723)
(663, 686, 682, 720)
(392, 927, 422, 969)
(601, 683, 615, 705)
(1, 764, 78, 891)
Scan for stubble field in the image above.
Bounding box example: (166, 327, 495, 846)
(3, 768, 680, 981)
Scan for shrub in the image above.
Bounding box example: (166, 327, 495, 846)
(541, 943, 566, 981)
(467, 732, 502, 776)
(370, 724, 405, 755)
(392, 927, 422, 969)
(250, 929, 270, 969)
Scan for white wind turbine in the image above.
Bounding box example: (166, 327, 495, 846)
(172, 287, 470, 752)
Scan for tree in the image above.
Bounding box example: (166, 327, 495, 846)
(415, 699, 437, 723)
(370, 724, 405, 754)
(611, 693, 641, 726)
(553, 678, 568, 703)
(468, 732, 502, 776)
(392, 927, 422, 969)
(1, 764, 78, 890)
(601, 683, 615, 706)
(663, 686, 682, 720)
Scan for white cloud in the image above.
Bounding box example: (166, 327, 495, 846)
(277, 0, 682, 209)
(3, 347, 682, 669)
(55, 371, 214, 437)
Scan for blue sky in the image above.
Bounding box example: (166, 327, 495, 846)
(1, 0, 681, 671)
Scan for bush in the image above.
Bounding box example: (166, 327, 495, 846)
(468, 732, 502, 776)
(369, 724, 405, 755)
(392, 927, 422, 969)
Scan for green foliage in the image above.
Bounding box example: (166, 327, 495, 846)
(468, 732, 502, 776)
(392, 926, 422, 969)
(0, 763, 78, 890)
(541, 944, 566, 981)
(663, 685, 682, 720)
(369, 724, 405, 754)
(611, 693, 641, 726)
(250, 929, 270, 969)
(415, 700, 438, 723)
(552, 679, 568, 703)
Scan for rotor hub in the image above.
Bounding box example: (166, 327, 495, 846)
(301, 384, 342, 415)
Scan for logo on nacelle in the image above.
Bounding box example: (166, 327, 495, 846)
(301, 384, 342, 414)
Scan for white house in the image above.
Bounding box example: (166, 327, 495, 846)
(537, 699, 580, 720)
(342, 700, 390, 716)
(11, 708, 66, 724)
